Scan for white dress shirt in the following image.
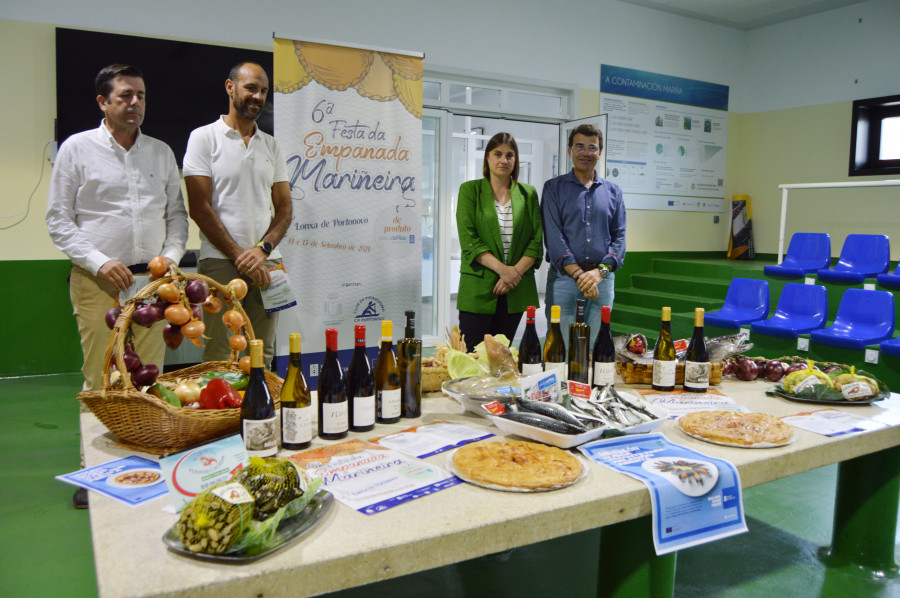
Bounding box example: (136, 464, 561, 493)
(45, 121, 188, 274)
(182, 117, 288, 261)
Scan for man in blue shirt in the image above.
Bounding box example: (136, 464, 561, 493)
(542, 124, 626, 343)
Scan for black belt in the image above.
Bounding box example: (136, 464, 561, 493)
(127, 263, 150, 274)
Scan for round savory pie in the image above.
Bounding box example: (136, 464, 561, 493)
(678, 411, 793, 447)
(451, 440, 584, 490)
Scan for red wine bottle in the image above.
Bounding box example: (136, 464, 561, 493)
(592, 305, 615, 388)
(518, 306, 542, 375)
(317, 328, 348, 440)
(347, 324, 375, 432)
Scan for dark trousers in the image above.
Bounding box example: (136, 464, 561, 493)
(458, 295, 524, 353)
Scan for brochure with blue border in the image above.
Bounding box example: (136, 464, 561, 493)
(579, 433, 747, 555)
(56, 456, 168, 507)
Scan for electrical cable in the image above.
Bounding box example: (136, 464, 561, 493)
(0, 141, 51, 230)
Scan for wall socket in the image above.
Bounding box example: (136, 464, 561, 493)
(713, 215, 719, 223)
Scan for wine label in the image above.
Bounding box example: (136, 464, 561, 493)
(321, 401, 349, 434)
(212, 482, 254, 505)
(521, 362, 543, 375)
(242, 416, 278, 457)
(353, 394, 376, 426)
(378, 388, 401, 419)
(544, 362, 567, 381)
(684, 360, 710, 390)
(282, 406, 312, 444)
(593, 361, 615, 386)
(652, 360, 676, 387)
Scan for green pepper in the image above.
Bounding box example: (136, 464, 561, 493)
(154, 383, 182, 407)
(199, 371, 249, 391)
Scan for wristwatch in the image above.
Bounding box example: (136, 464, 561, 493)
(599, 264, 611, 279)
(256, 240, 273, 256)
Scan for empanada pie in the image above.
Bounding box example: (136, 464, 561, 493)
(678, 411, 793, 447)
(451, 440, 583, 490)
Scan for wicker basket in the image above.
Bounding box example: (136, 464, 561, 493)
(615, 361, 724, 386)
(77, 268, 282, 455)
(422, 364, 450, 393)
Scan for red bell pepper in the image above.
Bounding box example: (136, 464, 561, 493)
(199, 377, 243, 409)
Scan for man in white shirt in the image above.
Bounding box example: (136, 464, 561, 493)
(46, 64, 188, 392)
(183, 61, 292, 367)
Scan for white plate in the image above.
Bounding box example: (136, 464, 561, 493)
(106, 468, 164, 488)
(675, 416, 794, 449)
(445, 445, 588, 493)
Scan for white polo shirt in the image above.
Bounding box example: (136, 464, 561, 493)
(183, 116, 289, 261)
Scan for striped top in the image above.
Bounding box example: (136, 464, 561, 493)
(495, 200, 513, 263)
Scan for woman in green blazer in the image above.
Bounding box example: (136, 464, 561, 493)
(456, 132, 543, 352)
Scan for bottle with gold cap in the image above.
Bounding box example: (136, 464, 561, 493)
(374, 320, 401, 424)
(241, 339, 278, 456)
(652, 306, 676, 391)
(281, 333, 312, 450)
(543, 305, 567, 379)
(683, 308, 710, 393)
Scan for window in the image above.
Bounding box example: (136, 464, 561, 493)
(849, 94, 900, 176)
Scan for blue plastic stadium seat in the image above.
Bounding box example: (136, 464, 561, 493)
(764, 232, 831, 278)
(750, 283, 828, 339)
(876, 262, 900, 289)
(816, 234, 890, 283)
(881, 337, 900, 358)
(705, 278, 770, 329)
(809, 288, 895, 350)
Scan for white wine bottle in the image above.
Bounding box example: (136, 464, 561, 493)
(281, 333, 312, 450)
(652, 306, 676, 392)
(543, 305, 567, 379)
(567, 299, 591, 385)
(592, 305, 615, 388)
(518, 306, 543, 375)
(347, 324, 375, 432)
(374, 320, 401, 424)
(317, 328, 348, 440)
(241, 339, 278, 457)
(398, 311, 422, 419)
(683, 308, 710, 393)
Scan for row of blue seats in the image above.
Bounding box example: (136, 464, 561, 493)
(764, 232, 900, 287)
(705, 278, 900, 355)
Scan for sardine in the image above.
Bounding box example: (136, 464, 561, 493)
(516, 396, 587, 430)
(609, 387, 656, 422)
(500, 411, 586, 435)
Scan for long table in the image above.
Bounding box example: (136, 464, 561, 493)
(81, 380, 900, 597)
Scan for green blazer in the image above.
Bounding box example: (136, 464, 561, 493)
(456, 178, 543, 314)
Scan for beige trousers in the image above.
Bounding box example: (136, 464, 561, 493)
(198, 258, 279, 368)
(69, 265, 166, 391)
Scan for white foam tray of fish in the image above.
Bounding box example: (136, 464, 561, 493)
(488, 398, 668, 449)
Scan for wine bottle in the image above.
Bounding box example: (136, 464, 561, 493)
(241, 339, 278, 457)
(683, 308, 711, 393)
(592, 305, 615, 388)
(398, 310, 422, 418)
(374, 320, 401, 424)
(652, 306, 676, 392)
(347, 324, 375, 432)
(568, 299, 591, 385)
(518, 305, 543, 375)
(317, 328, 348, 440)
(281, 333, 312, 450)
(543, 305, 567, 379)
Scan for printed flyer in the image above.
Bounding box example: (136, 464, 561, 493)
(579, 433, 747, 555)
(287, 439, 460, 514)
(57, 456, 168, 507)
(372, 421, 494, 459)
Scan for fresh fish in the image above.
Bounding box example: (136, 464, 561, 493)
(500, 411, 586, 435)
(516, 396, 587, 430)
(571, 398, 617, 427)
(609, 387, 656, 422)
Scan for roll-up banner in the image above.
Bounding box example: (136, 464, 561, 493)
(273, 37, 424, 382)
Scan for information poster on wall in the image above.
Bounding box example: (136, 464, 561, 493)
(600, 65, 728, 212)
(273, 38, 423, 380)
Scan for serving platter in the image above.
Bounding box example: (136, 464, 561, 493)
(162, 489, 333, 564)
(445, 446, 589, 493)
(772, 388, 887, 406)
(442, 377, 516, 417)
